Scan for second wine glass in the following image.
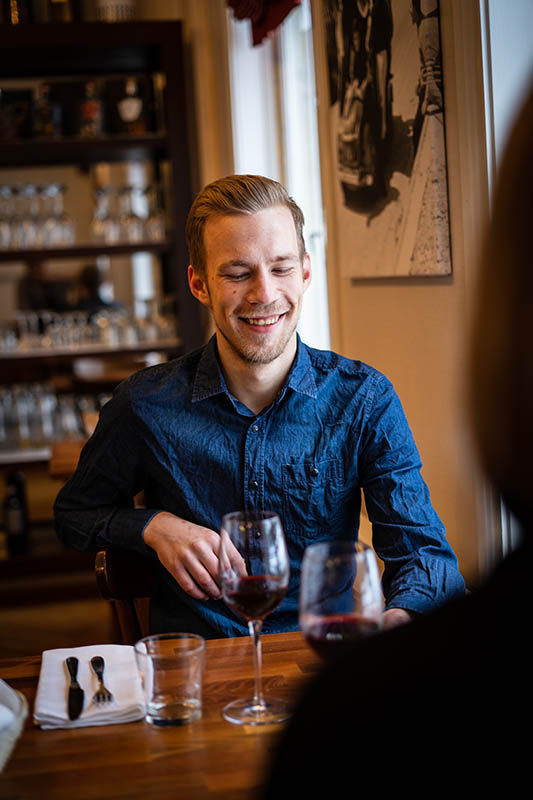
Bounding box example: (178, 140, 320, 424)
(218, 510, 290, 725)
(299, 540, 384, 662)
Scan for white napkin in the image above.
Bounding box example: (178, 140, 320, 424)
(33, 644, 145, 729)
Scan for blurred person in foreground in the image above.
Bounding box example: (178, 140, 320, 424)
(263, 85, 533, 796)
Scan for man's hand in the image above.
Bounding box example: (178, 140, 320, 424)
(383, 608, 416, 630)
(143, 511, 236, 601)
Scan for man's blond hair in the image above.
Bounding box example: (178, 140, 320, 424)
(186, 174, 306, 277)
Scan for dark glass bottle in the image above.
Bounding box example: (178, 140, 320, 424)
(3, 471, 29, 557)
(33, 82, 63, 138)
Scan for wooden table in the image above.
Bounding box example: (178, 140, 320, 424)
(0, 632, 320, 799)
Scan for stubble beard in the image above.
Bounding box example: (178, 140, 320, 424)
(216, 314, 299, 364)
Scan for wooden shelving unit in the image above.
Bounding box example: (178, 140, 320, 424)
(0, 23, 201, 563)
(0, 20, 202, 356)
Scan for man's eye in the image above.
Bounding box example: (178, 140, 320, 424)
(225, 273, 248, 281)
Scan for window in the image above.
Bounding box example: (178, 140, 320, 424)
(226, 0, 330, 350)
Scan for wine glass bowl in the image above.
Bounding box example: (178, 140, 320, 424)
(218, 510, 290, 725)
(299, 540, 384, 662)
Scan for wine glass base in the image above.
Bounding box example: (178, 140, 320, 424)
(222, 696, 290, 726)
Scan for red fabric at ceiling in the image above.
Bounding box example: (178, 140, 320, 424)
(227, 0, 301, 46)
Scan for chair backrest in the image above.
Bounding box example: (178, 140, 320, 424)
(95, 548, 157, 645)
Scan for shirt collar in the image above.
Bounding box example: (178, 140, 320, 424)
(284, 335, 318, 399)
(192, 336, 228, 402)
(191, 334, 317, 403)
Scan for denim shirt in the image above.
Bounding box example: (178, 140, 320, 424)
(54, 335, 465, 637)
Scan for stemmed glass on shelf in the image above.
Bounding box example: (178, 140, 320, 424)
(218, 510, 290, 725)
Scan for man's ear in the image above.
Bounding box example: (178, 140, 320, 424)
(302, 252, 312, 292)
(188, 265, 211, 307)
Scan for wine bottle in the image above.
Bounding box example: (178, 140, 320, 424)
(33, 82, 62, 138)
(117, 77, 146, 135)
(78, 80, 103, 137)
(3, 472, 29, 557)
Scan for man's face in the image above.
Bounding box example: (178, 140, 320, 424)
(189, 205, 311, 366)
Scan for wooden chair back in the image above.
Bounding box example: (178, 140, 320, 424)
(95, 548, 156, 645)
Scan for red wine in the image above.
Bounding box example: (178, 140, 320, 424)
(223, 575, 287, 621)
(303, 614, 380, 660)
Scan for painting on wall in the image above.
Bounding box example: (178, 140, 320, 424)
(318, 0, 452, 278)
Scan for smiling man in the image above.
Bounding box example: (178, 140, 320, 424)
(54, 174, 464, 638)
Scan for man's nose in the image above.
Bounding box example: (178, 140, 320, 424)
(245, 270, 277, 305)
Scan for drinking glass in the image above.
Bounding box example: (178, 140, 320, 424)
(299, 540, 384, 662)
(218, 510, 290, 725)
(20, 184, 39, 248)
(91, 187, 119, 244)
(55, 184, 75, 245)
(42, 184, 62, 246)
(143, 183, 166, 242)
(9, 185, 24, 249)
(118, 185, 143, 242)
(0, 186, 12, 249)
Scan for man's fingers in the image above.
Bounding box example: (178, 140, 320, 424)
(182, 544, 222, 599)
(229, 547, 248, 577)
(145, 514, 244, 601)
(217, 534, 248, 577)
(173, 561, 214, 601)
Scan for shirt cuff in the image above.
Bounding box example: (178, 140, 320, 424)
(106, 507, 162, 557)
(384, 590, 443, 616)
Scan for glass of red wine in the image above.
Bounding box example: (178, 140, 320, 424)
(299, 540, 383, 662)
(218, 510, 290, 725)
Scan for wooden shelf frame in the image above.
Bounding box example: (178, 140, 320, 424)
(0, 20, 202, 354)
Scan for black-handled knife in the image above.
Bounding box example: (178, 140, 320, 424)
(66, 656, 84, 721)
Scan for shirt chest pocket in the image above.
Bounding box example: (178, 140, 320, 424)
(281, 458, 346, 540)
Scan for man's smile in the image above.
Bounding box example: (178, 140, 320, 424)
(238, 312, 288, 328)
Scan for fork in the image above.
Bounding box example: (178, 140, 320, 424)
(90, 655, 114, 705)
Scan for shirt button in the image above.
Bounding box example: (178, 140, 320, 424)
(310, 467, 319, 477)
(250, 479, 259, 489)
(251, 424, 259, 433)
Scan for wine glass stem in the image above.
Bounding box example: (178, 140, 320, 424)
(248, 619, 265, 709)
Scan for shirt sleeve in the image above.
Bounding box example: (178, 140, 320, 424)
(53, 382, 160, 557)
(359, 373, 465, 613)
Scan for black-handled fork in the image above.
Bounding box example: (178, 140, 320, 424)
(90, 655, 114, 705)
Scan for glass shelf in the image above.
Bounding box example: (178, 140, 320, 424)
(0, 133, 169, 168)
(0, 240, 172, 263)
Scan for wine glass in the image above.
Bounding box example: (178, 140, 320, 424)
(299, 540, 384, 662)
(143, 183, 166, 242)
(218, 510, 290, 725)
(118, 185, 143, 242)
